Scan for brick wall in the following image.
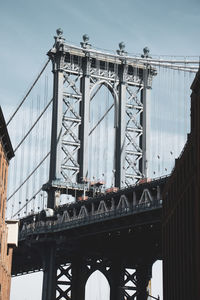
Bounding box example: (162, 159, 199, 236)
(0, 139, 13, 300)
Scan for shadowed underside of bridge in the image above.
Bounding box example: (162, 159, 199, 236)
(13, 205, 162, 274)
(12, 177, 167, 300)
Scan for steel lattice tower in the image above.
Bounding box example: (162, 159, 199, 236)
(45, 29, 156, 208)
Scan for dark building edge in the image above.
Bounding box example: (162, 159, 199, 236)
(0, 107, 14, 162)
(162, 69, 200, 300)
(0, 106, 17, 300)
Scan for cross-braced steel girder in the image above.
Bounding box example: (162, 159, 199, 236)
(46, 30, 156, 207)
(42, 247, 153, 300)
(56, 264, 72, 300)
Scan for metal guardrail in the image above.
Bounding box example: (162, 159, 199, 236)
(19, 199, 162, 240)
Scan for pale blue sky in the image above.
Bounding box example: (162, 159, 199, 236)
(1, 0, 199, 299)
(0, 0, 200, 110)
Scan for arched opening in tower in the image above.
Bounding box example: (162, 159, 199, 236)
(88, 83, 115, 188)
(85, 270, 110, 300)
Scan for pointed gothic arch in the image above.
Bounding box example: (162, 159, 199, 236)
(85, 270, 110, 300)
(90, 80, 119, 126)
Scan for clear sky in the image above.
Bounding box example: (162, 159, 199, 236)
(1, 0, 200, 299)
(1, 0, 200, 111)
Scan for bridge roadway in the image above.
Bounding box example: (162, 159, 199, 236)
(12, 176, 168, 278)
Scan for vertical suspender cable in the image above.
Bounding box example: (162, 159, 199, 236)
(183, 58, 187, 138)
(104, 86, 109, 186)
(32, 97, 38, 204)
(97, 95, 101, 179)
(25, 98, 32, 202)
(90, 104, 93, 180)
(157, 63, 161, 176)
(177, 67, 181, 156)
(43, 75, 48, 209)
(18, 109, 24, 216)
(19, 125, 25, 216)
(38, 94, 41, 211)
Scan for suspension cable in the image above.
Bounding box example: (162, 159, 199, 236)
(63, 40, 200, 65)
(14, 98, 53, 153)
(6, 59, 50, 126)
(12, 187, 43, 218)
(90, 85, 102, 102)
(155, 63, 198, 73)
(7, 151, 50, 202)
(89, 103, 114, 136)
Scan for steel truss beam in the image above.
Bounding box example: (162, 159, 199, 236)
(20, 181, 164, 239)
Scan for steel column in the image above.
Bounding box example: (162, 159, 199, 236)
(115, 64, 127, 188)
(141, 66, 151, 178)
(78, 57, 90, 182)
(136, 264, 152, 300)
(48, 40, 65, 207)
(42, 245, 57, 300)
(110, 260, 124, 300)
(49, 70, 64, 181)
(71, 259, 87, 300)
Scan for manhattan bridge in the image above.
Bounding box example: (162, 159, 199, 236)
(5, 29, 199, 300)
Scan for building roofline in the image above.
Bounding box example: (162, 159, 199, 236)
(191, 67, 200, 93)
(0, 106, 14, 161)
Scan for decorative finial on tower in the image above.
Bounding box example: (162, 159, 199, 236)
(80, 34, 91, 49)
(83, 34, 89, 43)
(116, 42, 127, 56)
(56, 28, 63, 37)
(119, 42, 125, 51)
(53, 28, 65, 47)
(141, 47, 151, 58)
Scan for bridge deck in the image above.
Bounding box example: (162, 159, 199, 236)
(12, 177, 168, 276)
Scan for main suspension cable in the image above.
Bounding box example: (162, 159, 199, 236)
(6, 59, 50, 126)
(7, 151, 50, 202)
(14, 98, 53, 153)
(89, 103, 114, 136)
(12, 187, 43, 218)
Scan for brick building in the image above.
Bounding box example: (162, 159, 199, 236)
(0, 107, 17, 300)
(163, 70, 200, 299)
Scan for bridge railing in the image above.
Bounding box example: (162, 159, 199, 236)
(19, 199, 162, 240)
